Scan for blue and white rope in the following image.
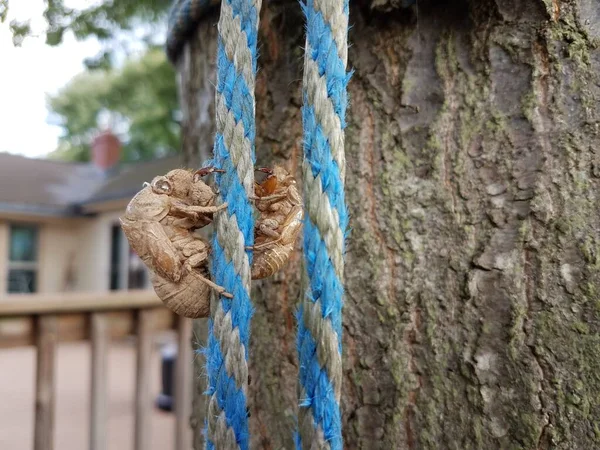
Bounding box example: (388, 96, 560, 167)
(202, 0, 261, 447)
(297, 0, 350, 448)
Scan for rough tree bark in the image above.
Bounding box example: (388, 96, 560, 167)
(176, 0, 600, 448)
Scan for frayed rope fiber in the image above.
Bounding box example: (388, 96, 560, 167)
(296, 0, 350, 447)
(202, 0, 261, 446)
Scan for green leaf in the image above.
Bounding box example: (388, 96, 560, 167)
(45, 26, 65, 46)
(0, 0, 8, 23)
(9, 20, 31, 46)
(84, 51, 113, 71)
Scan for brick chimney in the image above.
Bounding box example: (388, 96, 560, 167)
(91, 130, 121, 170)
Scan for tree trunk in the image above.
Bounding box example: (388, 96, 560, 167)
(176, 0, 600, 448)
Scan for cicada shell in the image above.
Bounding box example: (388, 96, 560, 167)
(120, 167, 232, 318)
(251, 166, 303, 279)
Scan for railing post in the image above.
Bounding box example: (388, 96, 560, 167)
(34, 315, 57, 450)
(175, 316, 192, 450)
(90, 313, 109, 450)
(134, 309, 152, 450)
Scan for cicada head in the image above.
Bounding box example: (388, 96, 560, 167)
(260, 174, 279, 195)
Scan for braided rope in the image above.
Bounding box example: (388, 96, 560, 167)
(296, 0, 350, 447)
(202, 0, 261, 447)
(166, 0, 221, 63)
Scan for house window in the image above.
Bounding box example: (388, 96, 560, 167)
(109, 224, 148, 290)
(127, 247, 148, 289)
(109, 224, 122, 290)
(8, 224, 38, 293)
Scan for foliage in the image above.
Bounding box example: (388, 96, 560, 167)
(3, 0, 171, 68)
(1, 0, 180, 162)
(48, 46, 180, 162)
(0, 0, 7, 22)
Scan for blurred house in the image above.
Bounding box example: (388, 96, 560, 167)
(0, 132, 181, 296)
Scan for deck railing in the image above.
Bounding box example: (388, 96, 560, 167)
(0, 290, 193, 450)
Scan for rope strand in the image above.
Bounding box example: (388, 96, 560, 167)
(166, 0, 221, 63)
(297, 0, 350, 447)
(203, 0, 261, 447)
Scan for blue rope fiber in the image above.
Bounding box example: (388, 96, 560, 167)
(296, 0, 350, 447)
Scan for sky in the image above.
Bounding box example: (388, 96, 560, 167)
(0, 0, 161, 160)
(0, 0, 103, 159)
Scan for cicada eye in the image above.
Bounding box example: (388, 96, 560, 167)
(193, 173, 202, 184)
(151, 177, 172, 195)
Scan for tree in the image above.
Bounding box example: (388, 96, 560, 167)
(178, 0, 600, 449)
(48, 47, 180, 162)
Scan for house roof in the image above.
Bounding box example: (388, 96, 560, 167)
(0, 152, 183, 217)
(83, 155, 184, 205)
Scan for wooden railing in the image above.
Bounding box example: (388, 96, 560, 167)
(0, 290, 193, 450)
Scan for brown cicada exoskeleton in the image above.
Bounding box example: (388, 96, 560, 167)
(120, 167, 232, 318)
(249, 166, 303, 279)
